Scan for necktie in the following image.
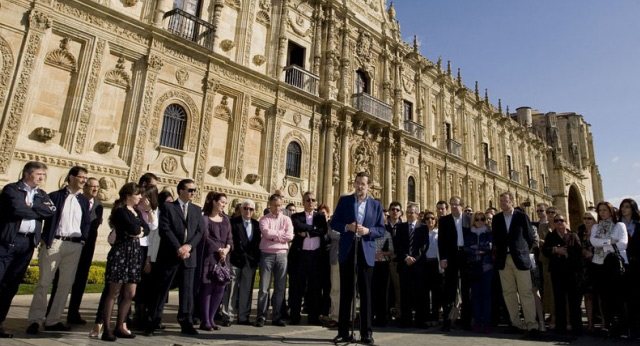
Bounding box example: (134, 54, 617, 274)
(409, 223, 415, 255)
(245, 220, 252, 241)
(182, 203, 188, 242)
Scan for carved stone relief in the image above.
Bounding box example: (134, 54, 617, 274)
(104, 56, 131, 90)
(175, 68, 189, 86)
(149, 90, 200, 151)
(45, 38, 77, 72)
(161, 156, 178, 174)
(279, 130, 310, 178)
(0, 36, 15, 130)
(214, 95, 232, 121)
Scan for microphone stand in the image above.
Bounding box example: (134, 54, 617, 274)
(350, 222, 360, 343)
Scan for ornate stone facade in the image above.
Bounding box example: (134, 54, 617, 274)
(0, 0, 602, 259)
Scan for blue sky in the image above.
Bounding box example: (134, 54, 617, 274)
(392, 0, 640, 207)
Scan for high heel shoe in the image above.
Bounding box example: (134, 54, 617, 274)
(89, 323, 102, 338)
(114, 328, 136, 338)
(101, 332, 117, 342)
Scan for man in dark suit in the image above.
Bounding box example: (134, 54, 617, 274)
(395, 203, 429, 328)
(145, 179, 204, 336)
(289, 191, 327, 325)
(27, 166, 91, 334)
(438, 196, 471, 331)
(221, 199, 261, 326)
(47, 177, 103, 324)
(0, 161, 56, 338)
(330, 172, 385, 345)
(492, 191, 538, 335)
(385, 202, 403, 321)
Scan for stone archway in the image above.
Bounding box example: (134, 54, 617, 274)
(567, 184, 584, 230)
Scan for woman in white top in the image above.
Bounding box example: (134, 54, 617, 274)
(590, 201, 628, 337)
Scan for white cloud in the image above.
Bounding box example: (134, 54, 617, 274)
(607, 194, 640, 208)
(612, 156, 619, 163)
(633, 162, 640, 168)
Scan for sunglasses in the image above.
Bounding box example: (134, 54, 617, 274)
(306, 198, 316, 202)
(465, 210, 473, 213)
(546, 211, 556, 214)
(243, 207, 254, 211)
(554, 219, 565, 223)
(390, 208, 401, 212)
(536, 209, 545, 213)
(187, 188, 197, 193)
(583, 217, 593, 221)
(475, 218, 486, 222)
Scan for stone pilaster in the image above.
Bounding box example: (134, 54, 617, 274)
(323, 7, 336, 99)
(395, 137, 406, 205)
(312, 4, 323, 75)
(275, 0, 290, 80)
(338, 113, 351, 194)
(383, 131, 393, 206)
(194, 75, 220, 200)
(322, 115, 337, 208)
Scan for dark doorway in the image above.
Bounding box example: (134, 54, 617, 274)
(287, 41, 305, 68)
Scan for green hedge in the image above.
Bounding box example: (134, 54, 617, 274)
(22, 261, 106, 285)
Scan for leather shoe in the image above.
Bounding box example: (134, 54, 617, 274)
(0, 332, 13, 338)
(114, 329, 136, 338)
(67, 316, 87, 325)
(289, 318, 301, 325)
(237, 320, 252, 325)
(333, 334, 354, 343)
(221, 320, 232, 327)
(181, 325, 199, 335)
(44, 322, 71, 331)
(254, 319, 265, 327)
(272, 320, 286, 327)
(361, 335, 375, 344)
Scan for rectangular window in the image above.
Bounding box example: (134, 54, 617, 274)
(403, 100, 413, 122)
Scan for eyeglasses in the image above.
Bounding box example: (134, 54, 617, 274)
(554, 219, 565, 223)
(243, 207, 254, 211)
(583, 217, 593, 221)
(306, 198, 316, 202)
(475, 218, 486, 222)
(187, 188, 197, 193)
(536, 209, 545, 213)
(390, 208, 401, 212)
(546, 211, 556, 214)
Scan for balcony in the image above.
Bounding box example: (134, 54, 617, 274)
(403, 121, 424, 141)
(529, 179, 538, 190)
(351, 93, 392, 123)
(165, 9, 216, 50)
(283, 65, 319, 96)
(509, 170, 520, 183)
(545, 186, 552, 195)
(485, 158, 498, 173)
(447, 139, 462, 157)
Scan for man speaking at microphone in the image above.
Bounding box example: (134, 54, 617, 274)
(330, 172, 385, 345)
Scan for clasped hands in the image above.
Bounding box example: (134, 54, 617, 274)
(177, 244, 192, 260)
(346, 222, 369, 236)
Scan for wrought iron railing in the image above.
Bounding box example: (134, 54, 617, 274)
(510, 170, 520, 183)
(486, 158, 498, 173)
(447, 139, 462, 157)
(351, 93, 392, 123)
(165, 9, 215, 50)
(403, 121, 424, 141)
(529, 179, 538, 190)
(283, 65, 319, 96)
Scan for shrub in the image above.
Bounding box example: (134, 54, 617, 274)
(22, 266, 39, 284)
(87, 266, 105, 284)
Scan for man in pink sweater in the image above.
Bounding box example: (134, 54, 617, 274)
(255, 194, 294, 327)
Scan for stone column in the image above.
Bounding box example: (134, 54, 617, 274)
(322, 115, 337, 208)
(338, 20, 350, 103)
(194, 75, 220, 201)
(153, 0, 174, 27)
(323, 7, 336, 99)
(338, 114, 351, 194)
(383, 131, 393, 206)
(276, 0, 290, 80)
(382, 48, 392, 103)
(312, 4, 323, 75)
(395, 138, 406, 205)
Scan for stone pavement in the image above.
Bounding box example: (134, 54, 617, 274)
(1, 292, 629, 346)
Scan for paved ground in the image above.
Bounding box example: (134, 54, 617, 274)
(0, 292, 630, 345)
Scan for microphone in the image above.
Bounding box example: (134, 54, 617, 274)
(355, 221, 361, 239)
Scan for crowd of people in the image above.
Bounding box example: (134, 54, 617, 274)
(0, 162, 638, 344)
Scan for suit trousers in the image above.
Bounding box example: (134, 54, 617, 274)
(28, 239, 83, 326)
(0, 235, 36, 323)
(290, 249, 321, 322)
(425, 260, 443, 321)
(257, 253, 287, 322)
(147, 263, 196, 327)
(338, 241, 373, 338)
(329, 262, 340, 321)
(443, 249, 471, 327)
(499, 256, 537, 330)
(399, 261, 427, 325)
(221, 262, 256, 323)
(371, 261, 389, 325)
(550, 269, 582, 333)
(387, 259, 402, 317)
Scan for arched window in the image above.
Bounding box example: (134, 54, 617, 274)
(286, 141, 302, 177)
(407, 176, 416, 202)
(160, 103, 187, 150)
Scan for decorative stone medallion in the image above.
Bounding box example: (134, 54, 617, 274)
(161, 156, 178, 174)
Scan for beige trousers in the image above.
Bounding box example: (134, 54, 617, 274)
(499, 256, 538, 330)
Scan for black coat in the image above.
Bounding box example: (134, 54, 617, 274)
(290, 211, 328, 253)
(492, 209, 535, 270)
(394, 221, 429, 265)
(438, 214, 470, 262)
(627, 220, 640, 265)
(0, 181, 56, 246)
(229, 216, 262, 269)
(42, 188, 91, 248)
(157, 200, 204, 268)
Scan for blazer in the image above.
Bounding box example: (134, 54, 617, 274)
(42, 187, 91, 248)
(290, 211, 328, 253)
(394, 221, 429, 266)
(0, 181, 56, 246)
(229, 216, 262, 269)
(438, 214, 470, 262)
(157, 200, 204, 268)
(492, 209, 535, 270)
(626, 220, 640, 265)
(87, 198, 103, 242)
(330, 194, 385, 267)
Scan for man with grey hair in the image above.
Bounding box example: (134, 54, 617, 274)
(222, 199, 262, 326)
(256, 194, 293, 327)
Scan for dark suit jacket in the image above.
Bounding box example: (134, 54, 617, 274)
(42, 188, 91, 247)
(627, 220, 640, 264)
(492, 209, 535, 270)
(395, 221, 429, 267)
(290, 211, 328, 253)
(0, 181, 56, 246)
(330, 194, 385, 267)
(157, 200, 204, 268)
(438, 214, 470, 262)
(87, 198, 103, 244)
(229, 216, 262, 269)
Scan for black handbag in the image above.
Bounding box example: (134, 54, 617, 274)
(603, 244, 625, 277)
